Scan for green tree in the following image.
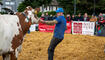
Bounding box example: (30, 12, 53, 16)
(57, 0, 80, 14)
(57, 0, 105, 15)
(18, 0, 52, 12)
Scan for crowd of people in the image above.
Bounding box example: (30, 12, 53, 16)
(66, 13, 93, 22)
(65, 13, 105, 27)
(40, 12, 57, 21)
(40, 12, 105, 32)
(40, 12, 105, 23)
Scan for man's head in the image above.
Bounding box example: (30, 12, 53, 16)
(56, 8, 64, 16)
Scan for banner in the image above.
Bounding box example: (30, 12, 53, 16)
(72, 21, 95, 36)
(65, 21, 72, 33)
(38, 23, 55, 32)
(39, 22, 72, 33)
(29, 24, 36, 32)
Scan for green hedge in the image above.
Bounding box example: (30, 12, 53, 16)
(46, 11, 56, 16)
(37, 12, 42, 17)
(37, 11, 56, 17)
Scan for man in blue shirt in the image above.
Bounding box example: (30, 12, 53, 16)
(40, 8, 66, 60)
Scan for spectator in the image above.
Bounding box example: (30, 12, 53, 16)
(66, 14, 71, 22)
(44, 12, 50, 21)
(98, 14, 105, 26)
(98, 13, 105, 24)
(99, 13, 103, 18)
(103, 13, 105, 20)
(49, 14, 54, 21)
(38, 13, 45, 31)
(71, 14, 77, 21)
(90, 14, 98, 34)
(40, 13, 45, 20)
(98, 13, 103, 25)
(83, 13, 90, 21)
(90, 14, 97, 22)
(97, 13, 105, 31)
(77, 13, 83, 21)
(98, 13, 103, 22)
(53, 15, 57, 19)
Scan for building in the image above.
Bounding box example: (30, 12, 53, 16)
(0, 2, 3, 12)
(2, 0, 24, 12)
(40, 0, 59, 12)
(2, 0, 59, 12)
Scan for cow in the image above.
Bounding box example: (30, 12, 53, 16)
(0, 6, 39, 60)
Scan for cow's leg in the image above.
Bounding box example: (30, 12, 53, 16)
(2, 54, 10, 60)
(10, 52, 17, 60)
(10, 49, 18, 60)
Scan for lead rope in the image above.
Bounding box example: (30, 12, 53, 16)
(22, 12, 30, 22)
(22, 12, 31, 34)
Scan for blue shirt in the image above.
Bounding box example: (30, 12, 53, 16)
(53, 16, 66, 39)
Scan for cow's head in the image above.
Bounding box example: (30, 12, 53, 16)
(23, 6, 39, 24)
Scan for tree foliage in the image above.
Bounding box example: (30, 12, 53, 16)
(18, 0, 52, 12)
(18, 0, 105, 15)
(57, 0, 105, 15)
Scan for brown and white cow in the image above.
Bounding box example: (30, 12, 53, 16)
(0, 6, 39, 60)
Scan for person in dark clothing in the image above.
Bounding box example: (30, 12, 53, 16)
(83, 13, 90, 21)
(97, 13, 105, 32)
(40, 13, 45, 20)
(77, 13, 83, 21)
(44, 12, 50, 21)
(39, 8, 66, 60)
(49, 15, 54, 21)
(66, 14, 71, 22)
(53, 15, 57, 19)
(71, 14, 77, 21)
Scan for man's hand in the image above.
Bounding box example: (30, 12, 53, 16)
(39, 19, 45, 23)
(39, 19, 58, 25)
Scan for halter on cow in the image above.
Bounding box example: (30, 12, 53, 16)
(0, 6, 39, 60)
